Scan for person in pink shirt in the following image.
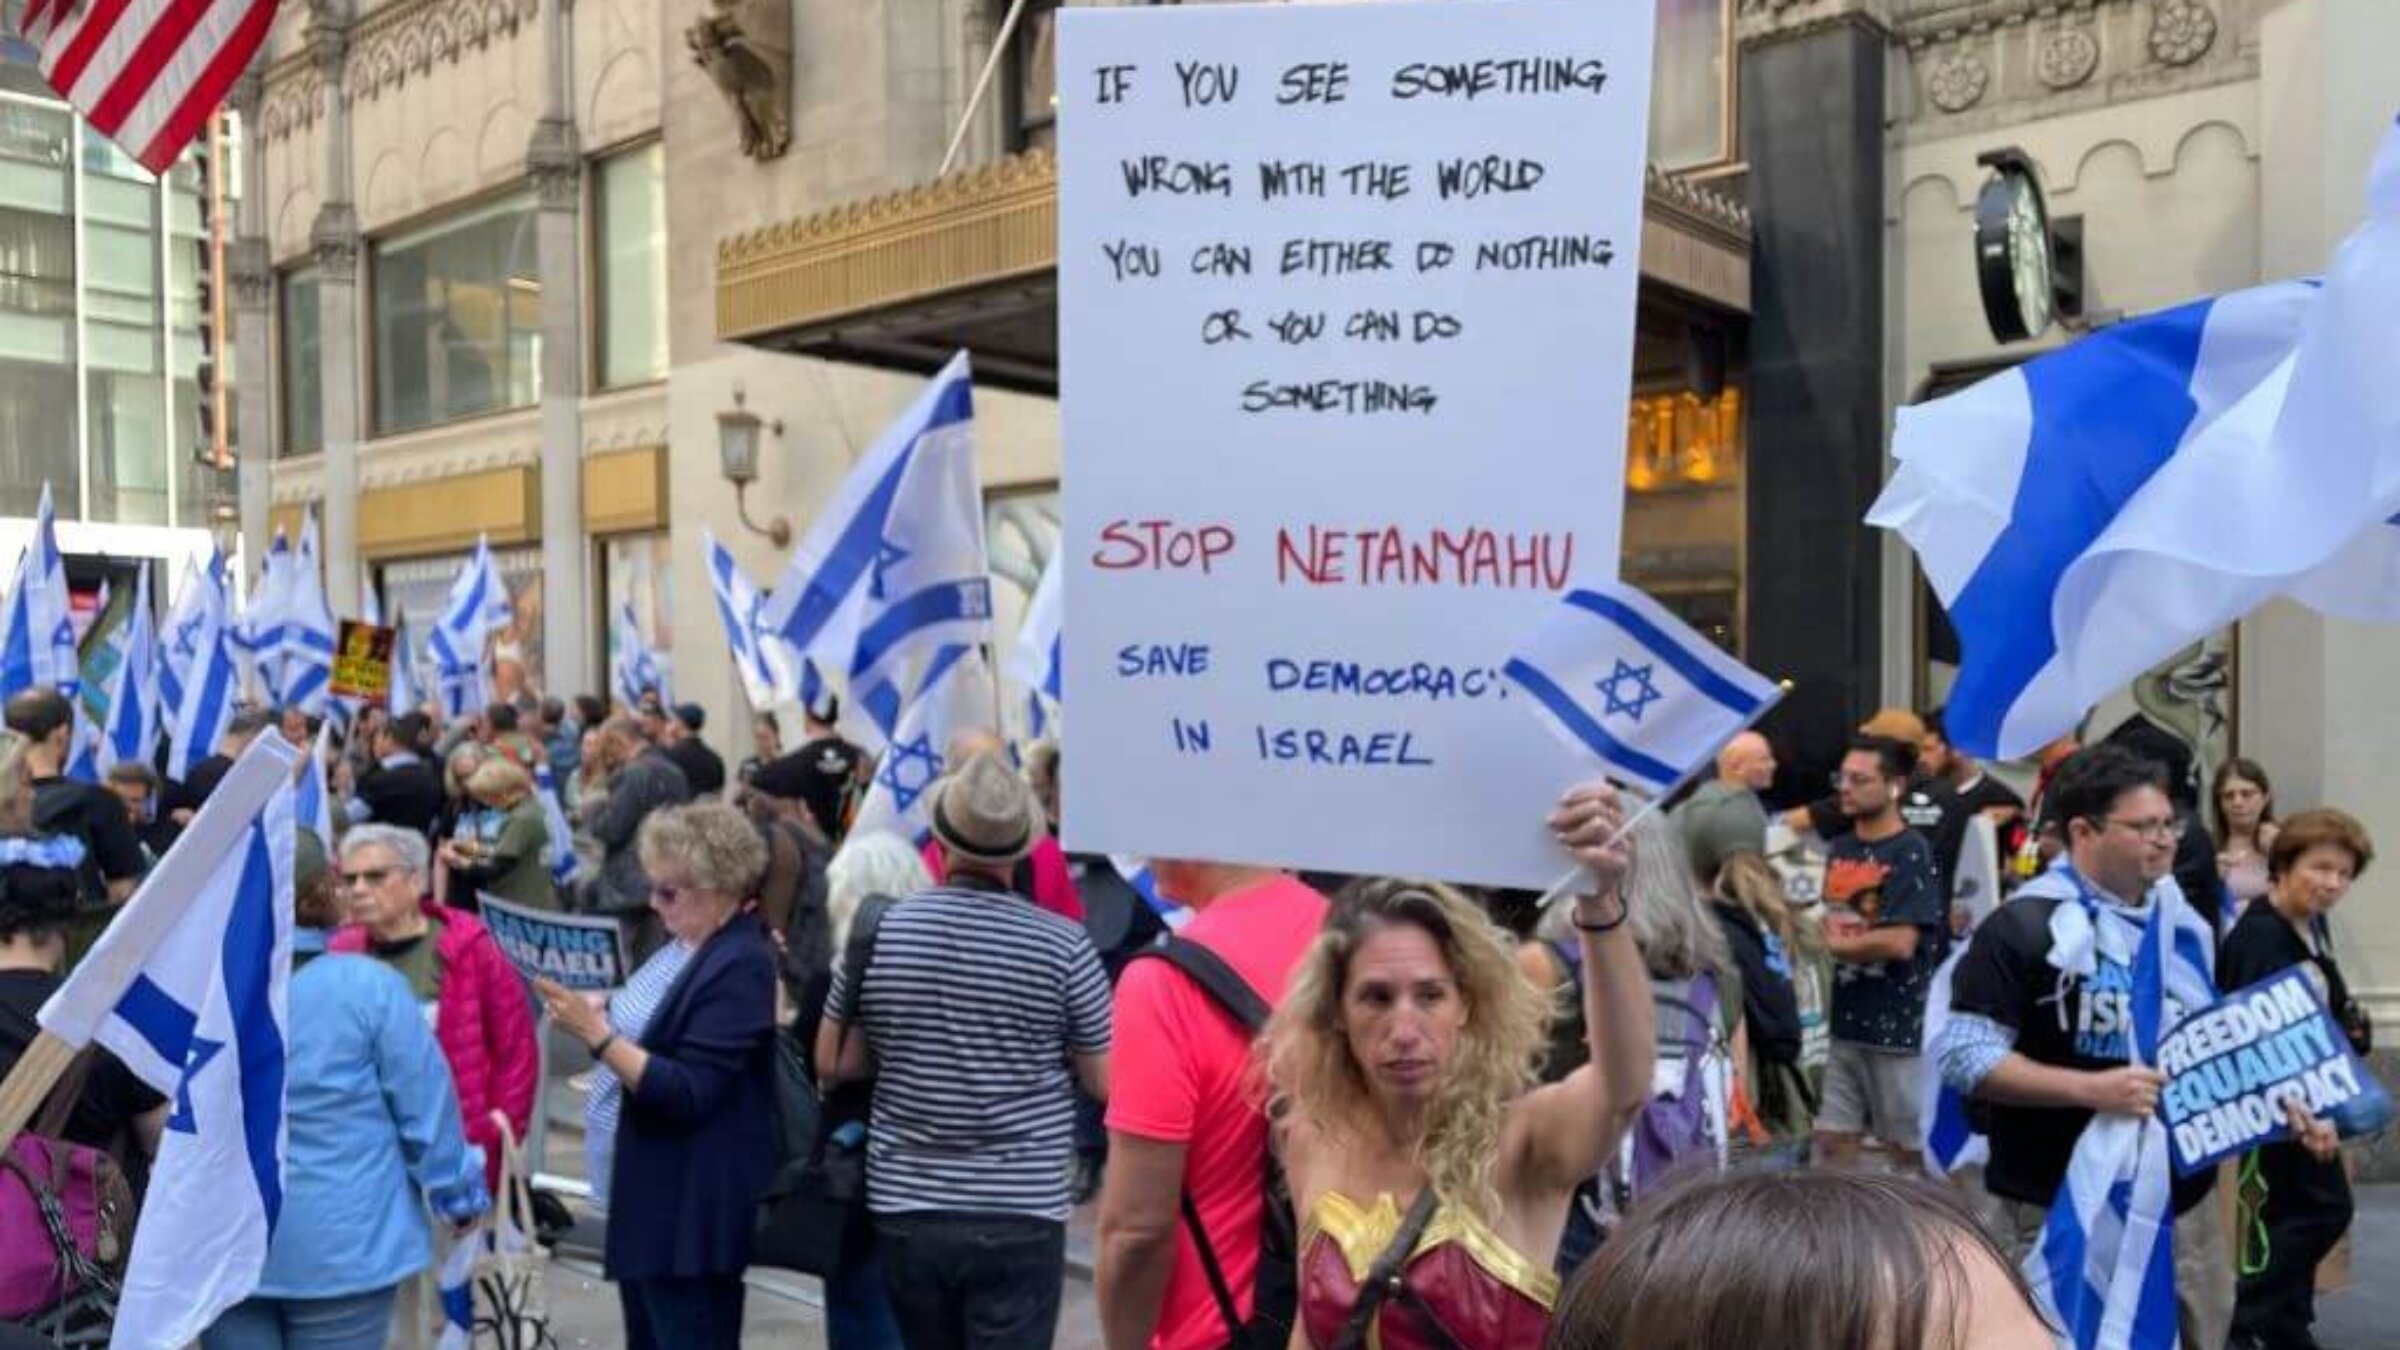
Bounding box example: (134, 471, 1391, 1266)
(917, 731, 1083, 922)
(1096, 863, 1330, 1350)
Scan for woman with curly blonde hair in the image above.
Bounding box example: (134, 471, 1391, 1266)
(1265, 782, 1655, 1349)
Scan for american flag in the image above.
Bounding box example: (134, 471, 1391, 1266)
(11, 0, 278, 174)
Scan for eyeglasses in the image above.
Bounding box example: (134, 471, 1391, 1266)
(2098, 816, 2187, 844)
(338, 867, 396, 889)
(651, 884, 691, 905)
(1829, 771, 1887, 789)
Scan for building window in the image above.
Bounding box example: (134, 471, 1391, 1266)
(280, 268, 321, 455)
(1651, 0, 1734, 173)
(602, 532, 673, 700)
(381, 543, 547, 698)
(594, 143, 666, 388)
(0, 96, 77, 518)
(370, 193, 541, 435)
(1622, 385, 1745, 655)
(83, 122, 168, 524)
(1007, 1, 1058, 154)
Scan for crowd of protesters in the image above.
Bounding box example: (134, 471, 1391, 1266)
(0, 678, 2386, 1350)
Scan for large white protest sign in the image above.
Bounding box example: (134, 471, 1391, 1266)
(1058, 0, 1656, 886)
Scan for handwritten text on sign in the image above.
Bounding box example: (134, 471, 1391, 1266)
(2157, 967, 2382, 1176)
(1058, 1, 1657, 886)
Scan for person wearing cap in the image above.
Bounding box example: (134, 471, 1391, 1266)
(660, 702, 728, 799)
(818, 750, 1113, 1350)
(751, 698, 863, 845)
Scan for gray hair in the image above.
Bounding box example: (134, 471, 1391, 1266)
(341, 822, 430, 879)
(1541, 809, 1729, 983)
(826, 831, 932, 951)
(636, 802, 769, 898)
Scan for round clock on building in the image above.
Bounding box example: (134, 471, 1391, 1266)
(1975, 155, 2056, 344)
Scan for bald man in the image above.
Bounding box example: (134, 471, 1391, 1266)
(916, 729, 1085, 922)
(1675, 731, 1776, 883)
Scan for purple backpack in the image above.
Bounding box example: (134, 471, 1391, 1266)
(0, 1051, 135, 1326)
(1625, 974, 1724, 1198)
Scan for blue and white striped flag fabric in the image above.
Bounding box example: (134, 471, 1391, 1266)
(612, 600, 670, 710)
(1503, 580, 1782, 797)
(533, 759, 577, 886)
(294, 722, 335, 859)
(1917, 947, 1989, 1179)
(239, 529, 294, 703)
(2023, 875, 2216, 1350)
(1871, 117, 2400, 759)
(1007, 547, 1063, 739)
(278, 515, 338, 717)
(92, 562, 162, 779)
(429, 537, 512, 719)
(388, 610, 421, 718)
(1109, 855, 1191, 931)
(39, 732, 298, 1349)
(0, 482, 80, 697)
(759, 351, 993, 703)
(165, 558, 242, 784)
(704, 530, 806, 709)
(848, 643, 996, 843)
(159, 549, 222, 717)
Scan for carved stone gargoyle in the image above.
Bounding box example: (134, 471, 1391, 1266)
(686, 0, 792, 161)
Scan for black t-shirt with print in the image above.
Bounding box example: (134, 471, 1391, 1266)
(1950, 894, 2217, 1211)
(1951, 773, 2027, 820)
(1825, 827, 1944, 1051)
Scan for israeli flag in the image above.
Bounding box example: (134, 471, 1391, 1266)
(429, 537, 512, 719)
(0, 482, 80, 697)
(240, 530, 294, 703)
(39, 732, 298, 1349)
(1917, 948, 1990, 1179)
(533, 758, 577, 886)
(294, 722, 335, 859)
(612, 600, 671, 709)
(165, 558, 242, 784)
(160, 550, 224, 716)
(759, 352, 993, 703)
(2022, 878, 2215, 1350)
(1872, 117, 2400, 759)
(704, 530, 807, 709)
(277, 514, 339, 717)
(1503, 580, 1782, 796)
(388, 610, 422, 718)
(92, 562, 162, 779)
(849, 643, 996, 843)
(1007, 548, 1063, 739)
(1110, 855, 1192, 931)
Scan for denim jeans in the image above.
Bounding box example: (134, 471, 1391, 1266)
(876, 1211, 1065, 1350)
(200, 1286, 399, 1350)
(825, 1234, 906, 1350)
(618, 1273, 746, 1350)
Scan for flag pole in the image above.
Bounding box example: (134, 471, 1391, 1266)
(0, 1030, 76, 1154)
(1538, 678, 1792, 911)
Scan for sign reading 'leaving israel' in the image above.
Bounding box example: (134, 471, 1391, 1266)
(1057, 0, 1658, 886)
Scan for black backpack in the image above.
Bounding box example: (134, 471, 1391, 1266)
(1125, 937, 1296, 1350)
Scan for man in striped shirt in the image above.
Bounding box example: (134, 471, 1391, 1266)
(822, 750, 1113, 1350)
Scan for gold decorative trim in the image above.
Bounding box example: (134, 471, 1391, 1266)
(1302, 1190, 1560, 1312)
(582, 445, 670, 535)
(716, 150, 1753, 344)
(717, 151, 1059, 343)
(357, 465, 541, 561)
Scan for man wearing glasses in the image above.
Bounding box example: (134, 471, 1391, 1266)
(1933, 744, 2232, 1348)
(1814, 735, 1947, 1172)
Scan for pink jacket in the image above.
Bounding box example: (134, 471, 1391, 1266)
(919, 834, 1084, 922)
(331, 899, 538, 1189)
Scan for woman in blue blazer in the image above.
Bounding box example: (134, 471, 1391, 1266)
(540, 802, 777, 1350)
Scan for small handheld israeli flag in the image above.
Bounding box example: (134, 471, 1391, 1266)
(1503, 580, 1781, 797)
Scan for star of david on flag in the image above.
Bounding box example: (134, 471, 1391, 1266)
(848, 643, 998, 843)
(1505, 579, 1782, 797)
(38, 732, 299, 1349)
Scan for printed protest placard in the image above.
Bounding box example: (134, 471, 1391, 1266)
(478, 892, 630, 992)
(1057, 0, 1657, 885)
(330, 620, 394, 703)
(2157, 966, 2386, 1176)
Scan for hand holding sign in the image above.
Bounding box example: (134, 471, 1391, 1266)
(2084, 1065, 2167, 1118)
(2156, 966, 2390, 1175)
(2283, 1096, 2340, 1163)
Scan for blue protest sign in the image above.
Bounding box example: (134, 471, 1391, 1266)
(476, 891, 630, 991)
(2156, 965, 2387, 1176)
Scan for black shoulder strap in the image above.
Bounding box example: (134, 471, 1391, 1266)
(835, 893, 897, 1026)
(1332, 1189, 1445, 1350)
(1129, 935, 1275, 1341)
(1135, 935, 1272, 1031)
